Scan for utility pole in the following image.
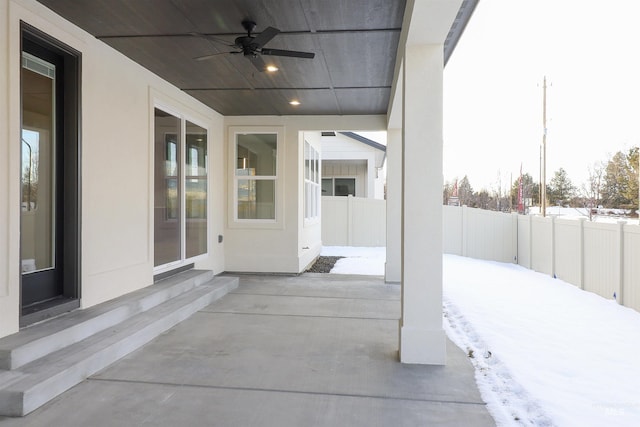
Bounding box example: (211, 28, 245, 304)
(541, 76, 548, 217)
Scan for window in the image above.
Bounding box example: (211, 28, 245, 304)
(322, 178, 334, 196)
(235, 133, 277, 220)
(304, 141, 320, 221)
(321, 177, 356, 197)
(335, 178, 356, 196)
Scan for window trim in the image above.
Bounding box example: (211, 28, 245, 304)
(304, 140, 321, 225)
(228, 126, 285, 229)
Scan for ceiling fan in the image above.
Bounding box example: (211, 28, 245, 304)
(194, 20, 315, 72)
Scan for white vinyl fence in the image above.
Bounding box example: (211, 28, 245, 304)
(321, 196, 386, 247)
(444, 205, 640, 313)
(322, 201, 640, 312)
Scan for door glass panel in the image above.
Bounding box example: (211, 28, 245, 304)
(185, 121, 207, 258)
(154, 109, 181, 266)
(21, 56, 55, 274)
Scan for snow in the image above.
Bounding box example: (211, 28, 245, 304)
(319, 246, 640, 427)
(320, 246, 386, 276)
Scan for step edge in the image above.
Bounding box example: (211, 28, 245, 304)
(0, 281, 232, 416)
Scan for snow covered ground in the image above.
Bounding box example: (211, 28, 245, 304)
(319, 246, 640, 427)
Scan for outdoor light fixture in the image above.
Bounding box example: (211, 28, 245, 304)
(266, 65, 279, 72)
(289, 100, 300, 106)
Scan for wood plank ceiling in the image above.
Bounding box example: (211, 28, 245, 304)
(35, 0, 474, 116)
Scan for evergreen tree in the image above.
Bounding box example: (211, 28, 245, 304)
(458, 176, 474, 206)
(443, 181, 453, 205)
(510, 173, 538, 210)
(475, 189, 490, 210)
(547, 168, 576, 206)
(602, 151, 631, 208)
(622, 147, 639, 212)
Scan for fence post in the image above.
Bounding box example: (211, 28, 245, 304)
(577, 217, 586, 290)
(617, 220, 625, 305)
(461, 205, 468, 257)
(527, 214, 533, 269)
(511, 212, 518, 264)
(347, 195, 353, 246)
(551, 215, 557, 278)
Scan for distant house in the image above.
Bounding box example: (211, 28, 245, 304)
(321, 132, 386, 199)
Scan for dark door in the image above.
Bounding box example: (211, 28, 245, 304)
(20, 27, 80, 319)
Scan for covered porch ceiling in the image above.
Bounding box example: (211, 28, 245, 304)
(36, 0, 477, 116)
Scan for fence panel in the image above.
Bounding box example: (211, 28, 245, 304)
(554, 218, 582, 287)
(464, 208, 515, 263)
(350, 197, 386, 246)
(442, 205, 640, 312)
(443, 205, 463, 255)
(623, 224, 640, 312)
(583, 222, 620, 301)
(530, 216, 553, 275)
(321, 196, 385, 247)
(321, 197, 349, 246)
(517, 215, 531, 268)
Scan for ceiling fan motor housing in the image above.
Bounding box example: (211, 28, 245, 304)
(235, 36, 259, 56)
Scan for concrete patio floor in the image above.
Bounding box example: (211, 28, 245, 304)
(0, 273, 495, 426)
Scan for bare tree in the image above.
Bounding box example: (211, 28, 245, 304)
(579, 161, 605, 219)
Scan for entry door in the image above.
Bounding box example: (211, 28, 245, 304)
(21, 48, 63, 308)
(20, 28, 80, 318)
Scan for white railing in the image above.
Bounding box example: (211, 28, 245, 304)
(321, 196, 386, 247)
(444, 205, 640, 313)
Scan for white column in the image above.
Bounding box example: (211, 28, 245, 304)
(385, 128, 401, 283)
(399, 44, 446, 365)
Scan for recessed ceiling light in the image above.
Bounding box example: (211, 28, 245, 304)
(289, 100, 301, 106)
(266, 65, 279, 72)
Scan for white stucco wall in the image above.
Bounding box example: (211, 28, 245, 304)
(0, 0, 225, 338)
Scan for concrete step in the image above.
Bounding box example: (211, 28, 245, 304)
(0, 270, 214, 371)
(0, 274, 238, 417)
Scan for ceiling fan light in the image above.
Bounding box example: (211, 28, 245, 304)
(266, 65, 279, 72)
(289, 100, 301, 106)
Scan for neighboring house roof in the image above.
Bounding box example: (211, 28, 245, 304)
(322, 131, 387, 169)
(339, 132, 386, 152)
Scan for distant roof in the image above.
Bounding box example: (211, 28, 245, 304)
(338, 132, 387, 152)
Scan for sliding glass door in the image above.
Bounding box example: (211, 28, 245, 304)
(154, 108, 208, 269)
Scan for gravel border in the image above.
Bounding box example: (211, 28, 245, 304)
(306, 256, 344, 273)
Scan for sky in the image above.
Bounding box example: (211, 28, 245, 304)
(443, 0, 640, 192)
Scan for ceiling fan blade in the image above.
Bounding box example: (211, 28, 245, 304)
(261, 48, 315, 59)
(189, 32, 235, 47)
(194, 51, 234, 61)
(248, 54, 268, 72)
(251, 26, 280, 48)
